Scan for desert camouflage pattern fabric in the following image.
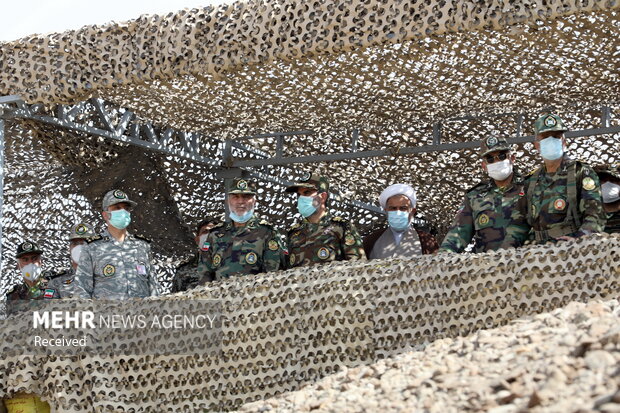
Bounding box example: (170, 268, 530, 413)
(605, 212, 620, 234)
(287, 214, 366, 267)
(198, 217, 285, 280)
(526, 156, 606, 241)
(46, 268, 76, 299)
(73, 231, 159, 299)
(439, 174, 529, 253)
(171, 254, 202, 293)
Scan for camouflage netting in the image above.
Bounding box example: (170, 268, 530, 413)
(0, 0, 619, 409)
(0, 233, 618, 411)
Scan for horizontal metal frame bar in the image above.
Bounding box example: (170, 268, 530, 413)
(231, 126, 620, 167)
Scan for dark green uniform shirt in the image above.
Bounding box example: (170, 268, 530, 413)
(198, 216, 285, 280)
(526, 156, 605, 242)
(439, 174, 530, 253)
(604, 211, 620, 234)
(286, 213, 366, 267)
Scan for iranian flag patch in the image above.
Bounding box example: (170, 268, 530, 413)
(43, 289, 55, 298)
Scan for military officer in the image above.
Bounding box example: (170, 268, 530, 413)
(198, 179, 285, 280)
(594, 164, 620, 233)
(439, 135, 530, 253)
(73, 189, 160, 299)
(285, 173, 366, 267)
(171, 216, 219, 292)
(5, 241, 55, 315)
(526, 114, 606, 242)
(46, 223, 96, 298)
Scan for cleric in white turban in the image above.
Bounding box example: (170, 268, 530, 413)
(363, 183, 439, 259)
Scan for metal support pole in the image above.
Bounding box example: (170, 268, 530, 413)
(352, 129, 359, 152)
(602, 106, 611, 128)
(275, 135, 284, 159)
(515, 114, 524, 138)
(432, 122, 442, 145)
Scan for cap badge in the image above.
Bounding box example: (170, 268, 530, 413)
(544, 115, 557, 127)
(113, 190, 126, 199)
(237, 180, 248, 190)
(75, 224, 87, 235)
(245, 252, 258, 265)
(301, 172, 312, 181)
(22, 242, 33, 251)
(486, 136, 498, 147)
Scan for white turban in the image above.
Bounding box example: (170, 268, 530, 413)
(379, 184, 417, 210)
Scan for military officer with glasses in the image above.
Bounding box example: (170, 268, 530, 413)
(525, 114, 605, 243)
(439, 135, 530, 253)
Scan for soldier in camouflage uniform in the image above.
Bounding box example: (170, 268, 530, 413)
(73, 189, 160, 299)
(171, 217, 219, 292)
(5, 241, 55, 315)
(526, 114, 606, 242)
(198, 179, 286, 281)
(439, 135, 530, 253)
(46, 223, 96, 299)
(594, 164, 620, 234)
(285, 173, 366, 267)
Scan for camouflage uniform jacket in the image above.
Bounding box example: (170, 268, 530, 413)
(171, 253, 208, 293)
(46, 268, 76, 298)
(286, 213, 366, 268)
(604, 211, 620, 234)
(73, 231, 160, 299)
(526, 156, 605, 242)
(198, 217, 285, 281)
(439, 173, 530, 253)
(5, 272, 55, 315)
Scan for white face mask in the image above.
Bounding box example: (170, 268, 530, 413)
(486, 159, 513, 181)
(198, 234, 209, 251)
(71, 244, 84, 265)
(21, 263, 42, 283)
(602, 181, 620, 203)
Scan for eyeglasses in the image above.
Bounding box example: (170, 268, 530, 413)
(484, 152, 509, 164)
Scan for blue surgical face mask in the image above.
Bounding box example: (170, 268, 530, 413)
(297, 195, 317, 218)
(387, 210, 410, 232)
(230, 208, 254, 223)
(539, 137, 564, 161)
(108, 209, 131, 229)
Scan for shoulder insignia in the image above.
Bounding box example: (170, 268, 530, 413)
(582, 176, 596, 191)
(86, 235, 104, 244)
(466, 181, 487, 193)
(288, 222, 301, 233)
(331, 216, 344, 222)
(133, 234, 152, 243)
(525, 166, 542, 178)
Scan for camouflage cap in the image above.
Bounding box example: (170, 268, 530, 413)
(285, 172, 329, 193)
(534, 114, 568, 135)
(480, 135, 511, 157)
(594, 164, 620, 181)
(228, 178, 257, 195)
(102, 189, 137, 210)
(69, 222, 96, 240)
(16, 240, 43, 258)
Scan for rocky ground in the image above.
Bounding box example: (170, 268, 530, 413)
(237, 300, 620, 413)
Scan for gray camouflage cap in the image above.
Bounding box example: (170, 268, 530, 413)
(102, 189, 137, 210)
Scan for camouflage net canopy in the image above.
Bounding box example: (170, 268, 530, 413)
(1, 0, 620, 283)
(0, 234, 618, 411)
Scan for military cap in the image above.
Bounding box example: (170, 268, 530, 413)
(69, 222, 96, 240)
(16, 240, 43, 258)
(102, 189, 137, 210)
(228, 178, 257, 195)
(285, 172, 329, 193)
(594, 164, 620, 181)
(534, 114, 568, 135)
(480, 135, 511, 157)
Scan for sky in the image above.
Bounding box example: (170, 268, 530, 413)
(0, 0, 232, 42)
